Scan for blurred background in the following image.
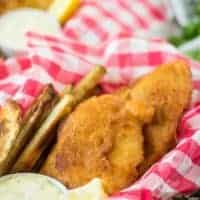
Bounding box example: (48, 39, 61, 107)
(1, 0, 200, 61)
(0, 0, 53, 13)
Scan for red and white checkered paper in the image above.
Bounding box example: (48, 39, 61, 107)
(1, 0, 200, 199)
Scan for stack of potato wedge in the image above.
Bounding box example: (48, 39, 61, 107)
(0, 66, 106, 176)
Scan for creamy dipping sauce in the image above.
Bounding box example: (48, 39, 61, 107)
(0, 8, 62, 56)
(0, 173, 67, 200)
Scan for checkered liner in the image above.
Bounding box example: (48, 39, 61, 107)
(1, 0, 200, 199)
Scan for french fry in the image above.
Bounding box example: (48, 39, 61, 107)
(32, 126, 57, 172)
(3, 85, 58, 174)
(35, 96, 59, 129)
(11, 66, 106, 172)
(73, 65, 106, 103)
(60, 65, 105, 100)
(23, 84, 58, 125)
(11, 94, 75, 172)
(79, 86, 102, 99)
(0, 100, 22, 175)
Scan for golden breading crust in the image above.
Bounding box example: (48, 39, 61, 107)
(126, 60, 192, 174)
(41, 95, 144, 194)
(41, 60, 192, 194)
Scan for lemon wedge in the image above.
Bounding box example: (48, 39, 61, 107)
(68, 178, 108, 200)
(48, 0, 80, 25)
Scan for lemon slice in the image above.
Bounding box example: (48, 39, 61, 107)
(48, 0, 80, 25)
(68, 178, 108, 200)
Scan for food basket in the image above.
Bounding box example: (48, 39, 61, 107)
(0, 0, 200, 199)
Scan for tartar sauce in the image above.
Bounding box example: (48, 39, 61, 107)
(0, 8, 62, 56)
(0, 173, 67, 200)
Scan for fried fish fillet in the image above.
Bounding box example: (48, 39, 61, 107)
(41, 60, 192, 194)
(124, 60, 192, 175)
(41, 95, 144, 194)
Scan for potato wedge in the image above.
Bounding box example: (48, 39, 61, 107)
(11, 94, 75, 172)
(23, 84, 58, 128)
(4, 85, 58, 173)
(32, 127, 57, 172)
(0, 100, 22, 175)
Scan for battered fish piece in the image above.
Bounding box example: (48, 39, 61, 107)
(41, 95, 145, 194)
(41, 60, 192, 194)
(124, 60, 192, 174)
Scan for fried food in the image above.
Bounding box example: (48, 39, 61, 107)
(23, 84, 59, 130)
(41, 60, 192, 194)
(60, 65, 105, 99)
(124, 60, 192, 174)
(12, 66, 106, 172)
(72, 65, 106, 103)
(0, 0, 53, 14)
(11, 93, 75, 172)
(0, 100, 22, 175)
(5, 85, 58, 173)
(41, 94, 144, 194)
(60, 85, 73, 97)
(22, 0, 53, 9)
